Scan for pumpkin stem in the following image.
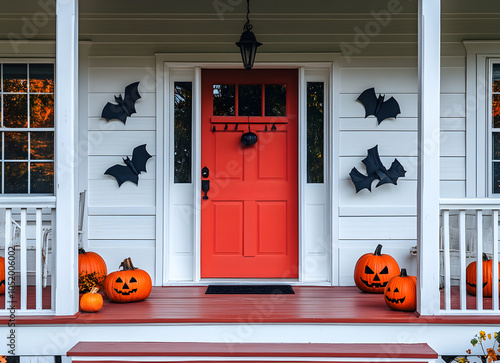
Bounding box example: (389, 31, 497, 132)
(400, 268, 408, 277)
(482, 253, 490, 261)
(119, 257, 137, 271)
(374, 244, 383, 256)
(90, 286, 99, 294)
(78, 247, 86, 254)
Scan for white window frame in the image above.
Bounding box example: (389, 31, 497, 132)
(464, 41, 500, 197)
(488, 59, 500, 195)
(0, 59, 56, 196)
(155, 53, 339, 286)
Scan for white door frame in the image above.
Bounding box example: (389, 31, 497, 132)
(155, 53, 339, 285)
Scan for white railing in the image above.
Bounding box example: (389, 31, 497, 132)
(439, 198, 500, 314)
(0, 197, 56, 315)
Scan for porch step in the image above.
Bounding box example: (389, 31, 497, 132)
(67, 342, 438, 362)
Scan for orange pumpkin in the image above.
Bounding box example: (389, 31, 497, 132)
(384, 268, 417, 311)
(0, 256, 5, 294)
(78, 248, 107, 293)
(104, 257, 152, 303)
(354, 244, 400, 293)
(80, 286, 103, 313)
(466, 253, 500, 297)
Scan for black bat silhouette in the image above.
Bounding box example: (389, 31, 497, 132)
(349, 145, 406, 193)
(105, 144, 152, 187)
(357, 87, 401, 124)
(101, 82, 141, 124)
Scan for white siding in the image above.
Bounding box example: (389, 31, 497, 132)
(86, 57, 157, 279)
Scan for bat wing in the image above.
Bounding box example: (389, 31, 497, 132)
(131, 144, 152, 174)
(349, 167, 377, 193)
(376, 158, 406, 187)
(102, 102, 128, 123)
(105, 164, 139, 187)
(123, 82, 141, 116)
(356, 88, 378, 118)
(376, 96, 401, 123)
(361, 145, 385, 176)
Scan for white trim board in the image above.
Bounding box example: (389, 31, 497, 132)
(155, 53, 338, 285)
(463, 41, 500, 198)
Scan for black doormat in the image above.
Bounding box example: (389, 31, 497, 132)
(205, 285, 294, 295)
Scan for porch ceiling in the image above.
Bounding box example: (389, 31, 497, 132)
(1, 1, 500, 57)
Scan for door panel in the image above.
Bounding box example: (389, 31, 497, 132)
(201, 69, 298, 278)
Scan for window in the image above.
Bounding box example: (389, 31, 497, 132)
(174, 81, 192, 183)
(1, 63, 54, 194)
(491, 63, 500, 194)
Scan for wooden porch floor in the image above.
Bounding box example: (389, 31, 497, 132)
(4, 286, 500, 325)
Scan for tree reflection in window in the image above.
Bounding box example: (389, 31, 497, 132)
(1, 63, 54, 194)
(493, 65, 500, 193)
(174, 82, 192, 183)
(307, 82, 324, 183)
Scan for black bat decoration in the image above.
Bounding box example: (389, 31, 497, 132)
(101, 81, 141, 124)
(349, 145, 406, 193)
(356, 87, 401, 124)
(105, 144, 152, 187)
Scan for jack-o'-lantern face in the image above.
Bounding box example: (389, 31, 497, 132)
(354, 244, 400, 293)
(104, 258, 152, 303)
(384, 269, 417, 311)
(113, 276, 138, 295)
(0, 256, 5, 295)
(466, 254, 500, 297)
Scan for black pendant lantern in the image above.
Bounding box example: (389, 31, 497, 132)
(235, 0, 262, 70)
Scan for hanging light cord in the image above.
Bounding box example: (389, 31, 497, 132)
(244, 0, 253, 31)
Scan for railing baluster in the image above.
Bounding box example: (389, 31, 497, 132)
(443, 210, 451, 310)
(493, 209, 499, 311)
(459, 210, 467, 311)
(5, 209, 11, 311)
(20, 209, 27, 311)
(35, 208, 42, 311)
(476, 210, 483, 311)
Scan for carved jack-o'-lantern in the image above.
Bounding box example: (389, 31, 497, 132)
(104, 257, 152, 303)
(466, 253, 500, 297)
(384, 268, 417, 311)
(354, 244, 400, 293)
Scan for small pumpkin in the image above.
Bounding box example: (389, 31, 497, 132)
(0, 256, 5, 294)
(384, 268, 417, 311)
(80, 286, 103, 313)
(78, 248, 107, 293)
(354, 244, 400, 293)
(104, 257, 152, 303)
(241, 131, 258, 146)
(466, 253, 500, 297)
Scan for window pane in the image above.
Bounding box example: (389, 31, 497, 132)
(174, 82, 192, 183)
(3, 94, 28, 128)
(3, 64, 27, 92)
(31, 162, 54, 193)
(213, 84, 235, 116)
(31, 132, 54, 160)
(494, 162, 500, 194)
(5, 132, 28, 160)
(307, 82, 324, 183)
(238, 84, 261, 116)
(265, 84, 286, 116)
(30, 94, 54, 127)
(29, 64, 54, 93)
(5, 162, 28, 193)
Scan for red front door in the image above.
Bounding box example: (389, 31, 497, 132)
(201, 69, 298, 278)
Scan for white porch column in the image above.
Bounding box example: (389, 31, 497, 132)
(417, 0, 441, 315)
(54, 0, 79, 315)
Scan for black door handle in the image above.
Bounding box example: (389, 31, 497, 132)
(202, 180, 210, 200)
